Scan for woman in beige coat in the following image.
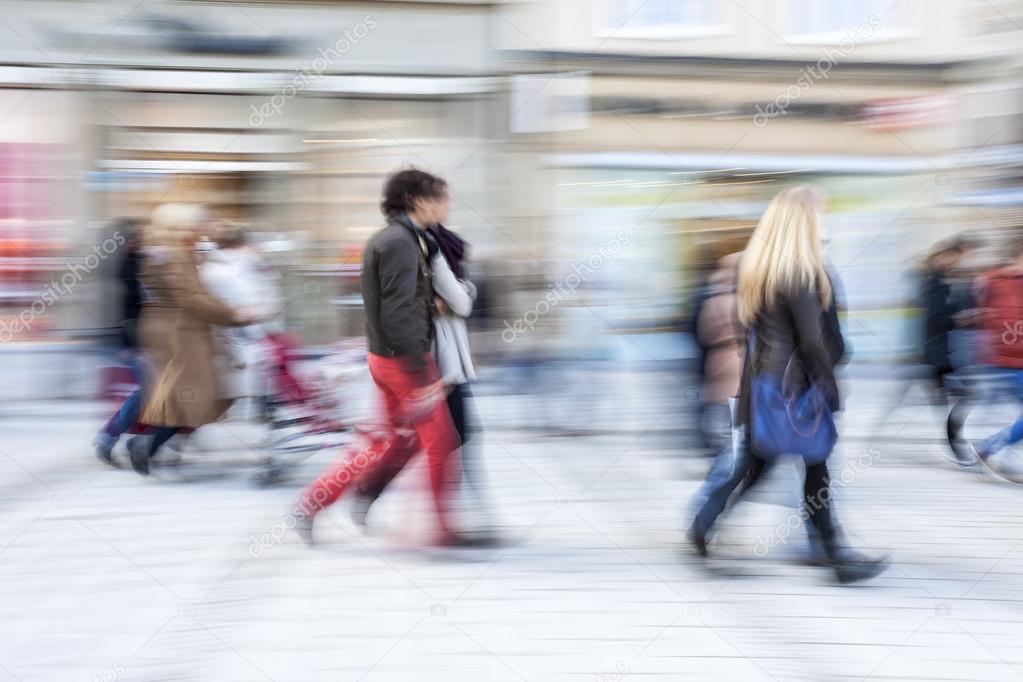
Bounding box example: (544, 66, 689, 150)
(130, 204, 251, 476)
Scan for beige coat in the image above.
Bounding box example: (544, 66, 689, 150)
(697, 269, 743, 405)
(141, 247, 240, 428)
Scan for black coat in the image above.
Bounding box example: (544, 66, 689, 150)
(119, 245, 143, 348)
(361, 214, 435, 369)
(920, 267, 957, 370)
(737, 277, 845, 428)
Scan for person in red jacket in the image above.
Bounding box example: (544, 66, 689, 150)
(974, 236, 1023, 465)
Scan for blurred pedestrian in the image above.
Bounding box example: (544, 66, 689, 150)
(127, 204, 255, 476)
(686, 243, 717, 449)
(93, 218, 144, 464)
(694, 244, 744, 452)
(295, 169, 468, 546)
(350, 221, 494, 534)
(920, 236, 979, 462)
(971, 236, 1023, 473)
(201, 221, 282, 408)
(688, 186, 888, 584)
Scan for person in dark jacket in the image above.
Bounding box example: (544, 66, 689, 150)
(920, 237, 978, 462)
(93, 219, 145, 464)
(351, 223, 496, 536)
(295, 169, 466, 547)
(688, 186, 887, 584)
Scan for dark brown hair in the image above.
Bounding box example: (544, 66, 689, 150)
(381, 169, 447, 217)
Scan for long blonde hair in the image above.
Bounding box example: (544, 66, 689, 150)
(737, 186, 832, 325)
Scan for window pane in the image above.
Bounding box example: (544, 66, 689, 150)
(604, 0, 720, 30)
(789, 0, 899, 34)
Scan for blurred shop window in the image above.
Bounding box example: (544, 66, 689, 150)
(969, 0, 1023, 35)
(598, 0, 727, 39)
(784, 0, 914, 41)
(0, 143, 73, 340)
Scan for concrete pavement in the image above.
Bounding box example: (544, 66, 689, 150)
(1, 376, 1023, 681)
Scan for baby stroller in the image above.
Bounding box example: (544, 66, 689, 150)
(253, 332, 372, 485)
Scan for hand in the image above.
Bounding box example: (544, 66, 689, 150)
(235, 308, 263, 326)
(410, 380, 444, 405)
(405, 380, 445, 420)
(434, 297, 449, 314)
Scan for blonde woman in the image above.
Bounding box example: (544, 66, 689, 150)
(687, 186, 887, 584)
(128, 204, 254, 475)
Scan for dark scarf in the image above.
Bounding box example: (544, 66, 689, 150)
(431, 223, 467, 279)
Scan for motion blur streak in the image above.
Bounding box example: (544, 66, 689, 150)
(1, 1, 1023, 680)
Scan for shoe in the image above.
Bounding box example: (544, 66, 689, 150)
(93, 433, 115, 466)
(831, 549, 890, 584)
(982, 450, 1023, 482)
(127, 436, 151, 476)
(800, 542, 831, 568)
(436, 531, 498, 548)
(151, 445, 183, 467)
(463, 531, 503, 548)
(949, 438, 979, 467)
(349, 495, 371, 532)
(294, 509, 315, 546)
(687, 526, 708, 558)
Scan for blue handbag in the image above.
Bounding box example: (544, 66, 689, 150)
(749, 330, 837, 464)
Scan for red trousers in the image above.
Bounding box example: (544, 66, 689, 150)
(299, 353, 460, 534)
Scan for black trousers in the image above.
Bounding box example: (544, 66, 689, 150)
(935, 365, 968, 445)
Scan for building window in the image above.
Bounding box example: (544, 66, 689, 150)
(598, 0, 727, 39)
(784, 0, 913, 42)
(970, 0, 1023, 35)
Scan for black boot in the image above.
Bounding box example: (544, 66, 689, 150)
(830, 547, 890, 584)
(127, 436, 151, 476)
(686, 525, 708, 558)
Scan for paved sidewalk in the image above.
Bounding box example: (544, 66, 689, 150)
(1, 378, 1022, 681)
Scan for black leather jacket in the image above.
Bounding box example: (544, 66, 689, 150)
(361, 215, 434, 368)
(737, 277, 845, 427)
(920, 267, 957, 370)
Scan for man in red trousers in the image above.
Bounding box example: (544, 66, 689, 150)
(296, 169, 464, 546)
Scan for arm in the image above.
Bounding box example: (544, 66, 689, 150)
(119, 249, 137, 287)
(431, 253, 474, 318)
(377, 237, 426, 361)
(176, 253, 239, 326)
(696, 294, 725, 348)
(923, 275, 957, 335)
(821, 300, 847, 365)
(787, 282, 839, 409)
